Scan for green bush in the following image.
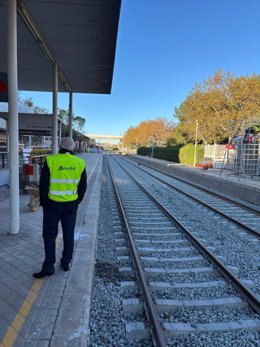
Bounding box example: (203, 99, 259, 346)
(178, 144, 204, 165)
(137, 146, 182, 162)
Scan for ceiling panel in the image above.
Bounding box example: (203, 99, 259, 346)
(0, 0, 121, 93)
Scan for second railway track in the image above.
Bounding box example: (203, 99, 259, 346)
(122, 155, 260, 238)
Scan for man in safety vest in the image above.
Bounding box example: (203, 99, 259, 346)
(33, 137, 87, 278)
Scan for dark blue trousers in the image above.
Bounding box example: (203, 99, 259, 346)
(42, 202, 78, 272)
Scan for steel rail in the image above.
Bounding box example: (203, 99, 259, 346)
(105, 156, 167, 347)
(112, 155, 260, 315)
(121, 156, 260, 239)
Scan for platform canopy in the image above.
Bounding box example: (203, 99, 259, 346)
(0, 0, 121, 94)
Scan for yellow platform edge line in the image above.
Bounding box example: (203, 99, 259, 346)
(1, 154, 99, 347)
(1, 279, 43, 347)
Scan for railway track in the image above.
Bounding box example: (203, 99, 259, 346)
(105, 154, 260, 346)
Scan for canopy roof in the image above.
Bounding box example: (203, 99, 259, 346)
(0, 0, 121, 94)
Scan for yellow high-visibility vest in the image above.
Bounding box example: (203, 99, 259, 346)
(46, 153, 85, 202)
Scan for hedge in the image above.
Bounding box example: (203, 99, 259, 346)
(137, 144, 204, 165)
(137, 147, 152, 157)
(137, 146, 182, 162)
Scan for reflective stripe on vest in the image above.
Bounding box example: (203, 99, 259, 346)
(50, 179, 80, 184)
(49, 189, 78, 196)
(46, 153, 85, 202)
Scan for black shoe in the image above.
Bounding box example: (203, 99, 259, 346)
(33, 270, 55, 278)
(60, 262, 69, 272)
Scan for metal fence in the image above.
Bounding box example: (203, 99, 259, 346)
(0, 151, 32, 169)
(0, 151, 47, 172)
(0, 152, 8, 169)
(204, 119, 260, 180)
(221, 142, 260, 179)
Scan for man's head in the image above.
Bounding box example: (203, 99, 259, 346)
(60, 137, 76, 151)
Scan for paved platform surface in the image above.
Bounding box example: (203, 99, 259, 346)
(0, 153, 103, 347)
(129, 155, 260, 207)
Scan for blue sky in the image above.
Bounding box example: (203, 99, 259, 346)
(20, 0, 260, 136)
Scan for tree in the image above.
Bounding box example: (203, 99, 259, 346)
(123, 126, 139, 148)
(166, 126, 187, 145)
(73, 116, 86, 133)
(173, 70, 260, 144)
(21, 97, 49, 114)
(123, 118, 175, 148)
(57, 108, 69, 123)
(57, 108, 87, 134)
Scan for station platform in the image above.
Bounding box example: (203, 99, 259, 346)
(128, 155, 260, 208)
(0, 153, 103, 347)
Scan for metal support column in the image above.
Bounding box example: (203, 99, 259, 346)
(52, 61, 58, 153)
(193, 120, 199, 167)
(59, 120, 62, 145)
(68, 92, 73, 138)
(7, 0, 19, 234)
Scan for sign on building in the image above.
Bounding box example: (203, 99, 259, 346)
(0, 72, 8, 102)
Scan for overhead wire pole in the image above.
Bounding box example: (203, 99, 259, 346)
(52, 61, 58, 153)
(59, 119, 62, 146)
(193, 119, 199, 167)
(68, 91, 73, 138)
(7, 0, 19, 234)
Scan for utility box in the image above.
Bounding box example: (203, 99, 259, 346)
(22, 164, 39, 183)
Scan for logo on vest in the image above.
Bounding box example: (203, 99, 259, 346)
(58, 165, 76, 171)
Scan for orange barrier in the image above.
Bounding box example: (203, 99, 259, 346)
(195, 162, 213, 170)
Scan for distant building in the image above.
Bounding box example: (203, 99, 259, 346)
(0, 102, 32, 114)
(0, 102, 33, 146)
